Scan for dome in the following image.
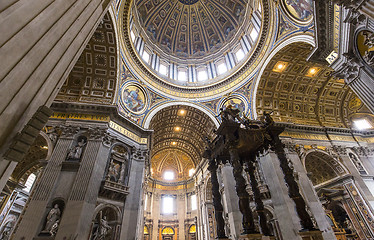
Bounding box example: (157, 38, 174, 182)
(125, 0, 265, 89)
(135, 0, 248, 61)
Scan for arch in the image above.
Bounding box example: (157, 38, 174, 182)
(93, 203, 122, 224)
(189, 224, 196, 233)
(252, 35, 315, 119)
(303, 149, 349, 186)
(12, 133, 51, 184)
(143, 101, 219, 128)
(161, 226, 175, 235)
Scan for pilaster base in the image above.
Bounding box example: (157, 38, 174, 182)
(261, 236, 276, 240)
(299, 230, 324, 240)
(238, 233, 263, 240)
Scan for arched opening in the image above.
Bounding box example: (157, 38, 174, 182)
(161, 226, 175, 240)
(90, 206, 120, 240)
(304, 151, 347, 186)
(149, 105, 216, 182)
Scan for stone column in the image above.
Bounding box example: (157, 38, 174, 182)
(245, 160, 271, 236)
(287, 148, 336, 240)
(55, 127, 109, 240)
(259, 152, 302, 240)
(0, 0, 112, 159)
(229, 148, 257, 235)
(120, 149, 147, 240)
(195, 183, 204, 240)
(207, 159, 228, 238)
(12, 125, 80, 239)
(219, 163, 242, 239)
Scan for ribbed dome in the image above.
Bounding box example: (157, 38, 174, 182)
(135, 0, 248, 60)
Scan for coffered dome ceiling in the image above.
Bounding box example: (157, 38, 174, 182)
(135, 0, 248, 60)
(122, 0, 269, 94)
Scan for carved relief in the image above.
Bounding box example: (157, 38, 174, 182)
(348, 152, 367, 174)
(356, 30, 374, 69)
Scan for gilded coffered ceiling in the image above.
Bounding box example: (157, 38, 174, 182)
(149, 105, 216, 181)
(256, 42, 372, 128)
(56, 12, 118, 105)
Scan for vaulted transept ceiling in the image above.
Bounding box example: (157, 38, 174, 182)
(255, 42, 372, 128)
(149, 105, 216, 181)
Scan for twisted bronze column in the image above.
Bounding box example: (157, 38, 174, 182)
(245, 159, 272, 236)
(229, 148, 257, 234)
(208, 158, 228, 238)
(270, 129, 316, 231)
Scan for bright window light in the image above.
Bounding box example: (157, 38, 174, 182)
(164, 171, 175, 180)
(162, 196, 174, 214)
(178, 71, 187, 81)
(198, 70, 208, 81)
(24, 173, 36, 192)
(235, 49, 245, 61)
(191, 194, 197, 210)
(217, 63, 228, 75)
(354, 119, 372, 130)
(250, 28, 259, 41)
(189, 168, 195, 177)
(144, 194, 148, 211)
(159, 64, 168, 76)
(142, 51, 150, 63)
(130, 30, 136, 42)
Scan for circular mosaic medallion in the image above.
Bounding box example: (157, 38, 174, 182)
(120, 83, 147, 114)
(219, 96, 248, 118)
(178, 0, 199, 5)
(283, 0, 313, 22)
(356, 30, 374, 70)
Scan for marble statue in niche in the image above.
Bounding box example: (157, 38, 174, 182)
(348, 153, 367, 175)
(107, 161, 120, 182)
(67, 136, 87, 161)
(42, 204, 61, 234)
(91, 211, 115, 240)
(94, 216, 112, 240)
(106, 145, 128, 184)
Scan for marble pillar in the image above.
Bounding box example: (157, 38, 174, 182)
(0, 0, 112, 160)
(120, 149, 147, 240)
(55, 129, 109, 239)
(220, 163, 244, 239)
(287, 151, 336, 240)
(13, 126, 79, 238)
(259, 152, 302, 240)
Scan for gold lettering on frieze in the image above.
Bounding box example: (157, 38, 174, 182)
(109, 121, 148, 144)
(50, 112, 110, 122)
